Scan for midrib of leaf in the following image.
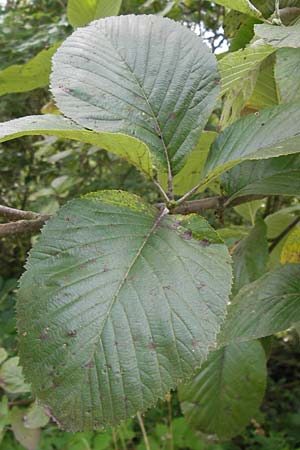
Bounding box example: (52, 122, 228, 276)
(101, 28, 173, 194)
(86, 206, 169, 369)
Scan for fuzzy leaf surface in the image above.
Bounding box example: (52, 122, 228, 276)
(51, 15, 219, 174)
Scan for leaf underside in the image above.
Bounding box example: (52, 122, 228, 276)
(50, 14, 219, 174)
(17, 191, 232, 431)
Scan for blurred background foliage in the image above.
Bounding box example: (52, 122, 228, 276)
(1, 1, 300, 449)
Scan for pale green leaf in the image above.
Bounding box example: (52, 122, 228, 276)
(159, 132, 217, 195)
(218, 43, 275, 96)
(221, 154, 300, 201)
(0, 348, 7, 365)
(0, 43, 60, 97)
(255, 23, 300, 47)
(234, 200, 265, 225)
(248, 55, 279, 108)
(220, 263, 300, 344)
(0, 357, 31, 394)
(203, 101, 300, 180)
(0, 114, 154, 177)
(231, 218, 268, 295)
(275, 48, 300, 103)
(51, 15, 219, 175)
(212, 0, 262, 18)
(17, 190, 232, 431)
(67, 0, 122, 28)
(11, 409, 41, 450)
(281, 227, 300, 263)
(179, 340, 267, 439)
(265, 208, 300, 268)
(24, 402, 49, 429)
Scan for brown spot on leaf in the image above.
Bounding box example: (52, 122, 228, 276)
(148, 341, 156, 351)
(180, 230, 192, 240)
(169, 112, 177, 120)
(83, 360, 95, 368)
(199, 239, 210, 247)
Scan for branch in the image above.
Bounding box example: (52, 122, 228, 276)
(0, 218, 49, 238)
(0, 194, 267, 238)
(0, 204, 50, 238)
(269, 216, 300, 253)
(0, 205, 41, 221)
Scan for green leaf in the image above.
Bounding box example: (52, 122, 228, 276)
(218, 44, 275, 127)
(275, 48, 300, 103)
(67, 0, 122, 28)
(234, 200, 265, 225)
(51, 15, 219, 175)
(17, 190, 232, 431)
(212, 0, 262, 18)
(0, 114, 154, 177)
(221, 154, 300, 201)
(219, 44, 275, 96)
(179, 340, 267, 440)
(0, 43, 60, 97)
(11, 409, 41, 450)
(203, 100, 300, 180)
(281, 227, 300, 263)
(265, 207, 300, 268)
(23, 402, 49, 429)
(248, 55, 279, 108)
(231, 218, 268, 295)
(159, 131, 217, 195)
(255, 23, 300, 47)
(0, 348, 7, 365)
(220, 263, 300, 345)
(0, 357, 31, 394)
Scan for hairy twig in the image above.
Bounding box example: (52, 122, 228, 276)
(269, 216, 300, 253)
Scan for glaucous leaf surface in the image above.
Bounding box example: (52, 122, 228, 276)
(67, 0, 122, 28)
(255, 23, 300, 47)
(221, 154, 300, 201)
(17, 191, 232, 431)
(220, 263, 300, 345)
(51, 15, 219, 174)
(179, 340, 267, 440)
(275, 48, 300, 103)
(0, 43, 60, 97)
(231, 218, 268, 295)
(203, 100, 300, 179)
(0, 115, 154, 176)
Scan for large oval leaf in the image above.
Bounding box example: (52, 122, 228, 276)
(51, 15, 219, 174)
(17, 191, 232, 431)
(179, 340, 267, 440)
